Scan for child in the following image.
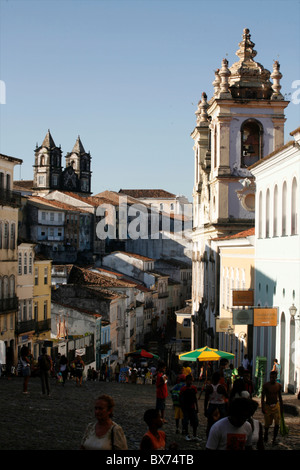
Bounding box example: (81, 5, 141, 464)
(140, 409, 166, 450)
(171, 374, 186, 433)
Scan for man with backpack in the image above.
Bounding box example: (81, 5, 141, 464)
(38, 347, 53, 396)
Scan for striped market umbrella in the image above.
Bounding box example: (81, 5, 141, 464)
(179, 346, 235, 362)
(125, 349, 160, 359)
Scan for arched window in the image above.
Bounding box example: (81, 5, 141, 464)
(4, 222, 9, 249)
(282, 181, 287, 236)
(9, 275, 15, 298)
(24, 252, 27, 275)
(241, 119, 263, 168)
(3, 276, 8, 298)
(18, 252, 22, 275)
(273, 185, 278, 237)
(29, 252, 33, 274)
(291, 177, 298, 235)
(6, 174, 11, 190)
(10, 222, 15, 250)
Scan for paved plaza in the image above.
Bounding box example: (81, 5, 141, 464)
(0, 375, 299, 451)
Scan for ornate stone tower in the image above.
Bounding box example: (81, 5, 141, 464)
(64, 136, 92, 194)
(33, 132, 92, 195)
(191, 28, 289, 348)
(33, 130, 62, 193)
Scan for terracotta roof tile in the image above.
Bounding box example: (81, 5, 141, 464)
(213, 227, 255, 241)
(27, 196, 90, 213)
(118, 189, 176, 198)
(108, 251, 155, 262)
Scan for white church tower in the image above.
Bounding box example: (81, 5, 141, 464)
(191, 28, 289, 349)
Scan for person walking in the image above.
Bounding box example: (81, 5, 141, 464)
(73, 355, 85, 386)
(170, 374, 186, 434)
(59, 354, 69, 385)
(229, 378, 250, 402)
(243, 369, 254, 397)
(247, 399, 264, 450)
(179, 374, 200, 442)
(206, 397, 253, 450)
(20, 345, 31, 394)
(261, 370, 283, 446)
(242, 354, 250, 370)
(155, 363, 168, 423)
(204, 371, 228, 437)
(38, 347, 52, 396)
(272, 359, 281, 384)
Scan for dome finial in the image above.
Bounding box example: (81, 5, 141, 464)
(271, 60, 284, 100)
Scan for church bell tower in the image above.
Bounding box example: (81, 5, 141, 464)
(191, 28, 289, 349)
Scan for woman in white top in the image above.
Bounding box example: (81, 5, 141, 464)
(229, 378, 250, 402)
(81, 394, 128, 450)
(247, 399, 264, 450)
(204, 371, 228, 437)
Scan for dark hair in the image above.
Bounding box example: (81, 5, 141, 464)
(211, 371, 221, 383)
(229, 397, 252, 418)
(143, 409, 160, 426)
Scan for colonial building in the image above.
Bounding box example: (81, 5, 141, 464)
(249, 127, 300, 393)
(0, 153, 22, 369)
(191, 28, 289, 349)
(118, 189, 191, 216)
(21, 196, 92, 262)
(211, 228, 255, 365)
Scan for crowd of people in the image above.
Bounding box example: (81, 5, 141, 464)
(79, 357, 285, 451)
(6, 347, 289, 451)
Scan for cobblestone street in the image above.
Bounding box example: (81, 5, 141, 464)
(1, 375, 300, 451)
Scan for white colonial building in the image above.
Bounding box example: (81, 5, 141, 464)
(250, 127, 300, 393)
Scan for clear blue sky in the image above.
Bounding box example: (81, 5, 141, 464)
(0, 0, 299, 200)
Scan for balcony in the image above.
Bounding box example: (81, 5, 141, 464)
(15, 318, 51, 335)
(35, 318, 51, 333)
(0, 189, 21, 208)
(0, 296, 19, 314)
(15, 319, 35, 335)
(100, 341, 112, 354)
(158, 292, 168, 299)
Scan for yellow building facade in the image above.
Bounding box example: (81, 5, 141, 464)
(32, 255, 52, 359)
(212, 228, 255, 366)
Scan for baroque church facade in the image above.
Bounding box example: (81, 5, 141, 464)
(191, 28, 289, 349)
(33, 130, 92, 196)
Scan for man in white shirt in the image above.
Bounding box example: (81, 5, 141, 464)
(206, 397, 253, 450)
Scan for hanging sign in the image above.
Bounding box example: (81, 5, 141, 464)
(232, 290, 254, 307)
(253, 308, 278, 327)
(216, 318, 233, 332)
(232, 308, 253, 325)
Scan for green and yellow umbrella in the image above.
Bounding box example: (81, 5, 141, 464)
(179, 346, 235, 362)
